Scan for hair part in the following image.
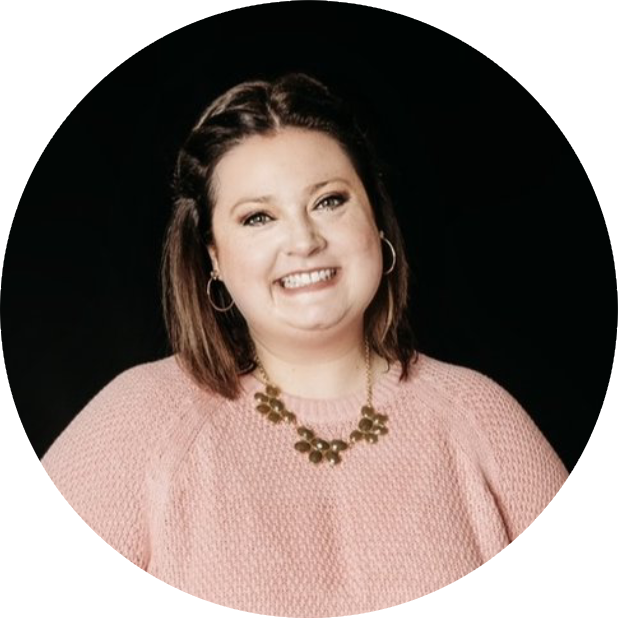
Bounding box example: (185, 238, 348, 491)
(162, 73, 418, 399)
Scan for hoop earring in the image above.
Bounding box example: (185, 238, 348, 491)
(206, 271, 235, 312)
(379, 230, 396, 275)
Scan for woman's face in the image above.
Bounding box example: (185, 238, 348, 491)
(208, 127, 383, 348)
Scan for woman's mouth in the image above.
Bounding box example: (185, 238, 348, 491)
(277, 267, 340, 294)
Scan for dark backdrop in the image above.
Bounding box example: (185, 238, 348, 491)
(1, 2, 615, 471)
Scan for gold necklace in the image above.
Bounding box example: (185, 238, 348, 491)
(253, 338, 389, 466)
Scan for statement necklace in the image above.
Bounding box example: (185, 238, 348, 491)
(253, 338, 389, 466)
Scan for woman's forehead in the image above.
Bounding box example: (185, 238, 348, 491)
(212, 128, 360, 206)
(217, 128, 354, 176)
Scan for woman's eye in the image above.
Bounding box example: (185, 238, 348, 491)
(242, 212, 268, 226)
(242, 193, 347, 227)
(318, 193, 345, 208)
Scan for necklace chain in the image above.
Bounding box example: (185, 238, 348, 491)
(253, 338, 389, 466)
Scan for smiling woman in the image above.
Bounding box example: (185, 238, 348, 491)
(208, 128, 384, 383)
(41, 73, 568, 616)
(164, 74, 415, 403)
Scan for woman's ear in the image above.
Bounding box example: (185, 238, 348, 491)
(207, 245, 220, 274)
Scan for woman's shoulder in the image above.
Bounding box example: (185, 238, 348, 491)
(81, 356, 181, 414)
(407, 351, 509, 406)
(90, 354, 219, 411)
(411, 350, 487, 377)
(42, 355, 222, 466)
(413, 350, 566, 452)
(105, 355, 181, 387)
(40, 355, 221, 564)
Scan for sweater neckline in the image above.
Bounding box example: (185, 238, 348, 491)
(239, 360, 405, 426)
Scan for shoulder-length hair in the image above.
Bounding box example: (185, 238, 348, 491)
(162, 73, 417, 399)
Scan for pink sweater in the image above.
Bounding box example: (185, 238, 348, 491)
(42, 353, 567, 616)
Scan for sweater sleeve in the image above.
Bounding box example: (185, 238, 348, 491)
(41, 364, 164, 569)
(457, 369, 569, 542)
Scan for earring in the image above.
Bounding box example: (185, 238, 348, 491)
(380, 230, 397, 275)
(206, 271, 234, 312)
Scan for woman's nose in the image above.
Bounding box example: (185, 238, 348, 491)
(284, 216, 325, 256)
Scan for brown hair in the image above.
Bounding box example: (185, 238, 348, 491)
(162, 73, 417, 398)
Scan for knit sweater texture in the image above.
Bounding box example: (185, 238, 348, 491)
(42, 352, 568, 617)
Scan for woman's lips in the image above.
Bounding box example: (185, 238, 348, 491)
(276, 267, 338, 283)
(277, 268, 340, 294)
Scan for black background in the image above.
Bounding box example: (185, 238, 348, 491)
(1, 2, 615, 470)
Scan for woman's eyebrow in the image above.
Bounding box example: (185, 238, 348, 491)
(230, 177, 351, 213)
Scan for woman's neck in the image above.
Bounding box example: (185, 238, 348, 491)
(252, 352, 388, 399)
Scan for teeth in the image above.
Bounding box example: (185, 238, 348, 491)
(280, 268, 336, 289)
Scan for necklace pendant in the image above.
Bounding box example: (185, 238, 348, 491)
(311, 437, 330, 451)
(308, 450, 323, 464)
(265, 385, 280, 397)
(294, 440, 311, 453)
(297, 427, 314, 440)
(282, 411, 297, 424)
(325, 450, 342, 465)
(361, 405, 375, 418)
(330, 440, 348, 452)
(256, 403, 270, 415)
(270, 398, 285, 412)
(358, 417, 373, 432)
(306, 447, 343, 466)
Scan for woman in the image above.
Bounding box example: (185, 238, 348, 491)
(42, 73, 568, 617)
